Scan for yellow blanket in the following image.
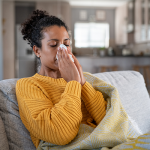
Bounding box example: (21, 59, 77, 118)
(37, 72, 141, 150)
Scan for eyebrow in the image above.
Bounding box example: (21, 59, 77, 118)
(47, 38, 70, 42)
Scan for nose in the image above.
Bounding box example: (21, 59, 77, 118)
(57, 42, 64, 49)
(58, 41, 64, 46)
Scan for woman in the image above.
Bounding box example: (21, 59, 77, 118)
(16, 10, 107, 148)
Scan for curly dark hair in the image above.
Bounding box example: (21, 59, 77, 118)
(21, 9, 68, 48)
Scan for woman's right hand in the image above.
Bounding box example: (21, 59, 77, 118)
(57, 47, 81, 83)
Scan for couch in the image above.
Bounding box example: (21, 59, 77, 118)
(0, 71, 150, 150)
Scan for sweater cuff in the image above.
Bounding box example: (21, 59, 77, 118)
(81, 81, 97, 100)
(64, 81, 81, 97)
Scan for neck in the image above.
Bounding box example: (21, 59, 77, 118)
(38, 66, 61, 79)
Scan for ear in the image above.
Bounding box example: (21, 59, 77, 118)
(33, 45, 41, 58)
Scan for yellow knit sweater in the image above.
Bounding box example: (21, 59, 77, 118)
(16, 73, 106, 148)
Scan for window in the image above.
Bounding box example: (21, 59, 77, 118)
(74, 22, 109, 48)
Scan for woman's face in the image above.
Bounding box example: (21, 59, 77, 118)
(39, 25, 70, 71)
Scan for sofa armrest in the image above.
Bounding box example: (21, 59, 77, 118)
(0, 78, 35, 150)
(0, 114, 9, 150)
(93, 70, 150, 134)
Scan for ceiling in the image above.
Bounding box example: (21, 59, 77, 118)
(69, 0, 130, 7)
(2, 0, 130, 7)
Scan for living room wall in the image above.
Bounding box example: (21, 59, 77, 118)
(36, 1, 71, 29)
(0, 1, 3, 80)
(2, 1, 15, 79)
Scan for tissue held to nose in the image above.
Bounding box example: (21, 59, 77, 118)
(56, 44, 74, 62)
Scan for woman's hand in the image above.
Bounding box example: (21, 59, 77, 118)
(67, 48, 86, 86)
(57, 47, 81, 83)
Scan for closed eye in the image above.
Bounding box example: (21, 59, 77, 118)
(50, 44, 69, 47)
(50, 45, 57, 47)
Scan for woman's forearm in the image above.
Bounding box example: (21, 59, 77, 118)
(81, 82, 107, 125)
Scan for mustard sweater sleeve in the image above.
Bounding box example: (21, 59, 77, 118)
(16, 78, 82, 147)
(81, 81, 107, 125)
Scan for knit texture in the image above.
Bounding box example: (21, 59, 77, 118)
(16, 73, 106, 148)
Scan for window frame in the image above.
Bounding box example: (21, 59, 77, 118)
(74, 22, 110, 48)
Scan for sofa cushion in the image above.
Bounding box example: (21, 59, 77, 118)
(94, 71, 150, 134)
(0, 78, 35, 150)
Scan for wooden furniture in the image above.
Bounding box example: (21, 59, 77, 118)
(100, 66, 118, 72)
(116, 0, 150, 44)
(134, 0, 150, 43)
(127, 0, 135, 33)
(133, 65, 150, 90)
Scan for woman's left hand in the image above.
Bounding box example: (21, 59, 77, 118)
(67, 48, 86, 86)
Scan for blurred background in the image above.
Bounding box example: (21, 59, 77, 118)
(0, 0, 150, 91)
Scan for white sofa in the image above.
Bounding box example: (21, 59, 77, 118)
(0, 71, 150, 150)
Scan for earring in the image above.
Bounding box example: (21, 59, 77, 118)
(37, 55, 39, 57)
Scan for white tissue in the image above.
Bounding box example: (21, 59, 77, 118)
(59, 44, 67, 50)
(56, 44, 74, 62)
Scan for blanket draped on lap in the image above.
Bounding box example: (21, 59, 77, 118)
(37, 72, 141, 150)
